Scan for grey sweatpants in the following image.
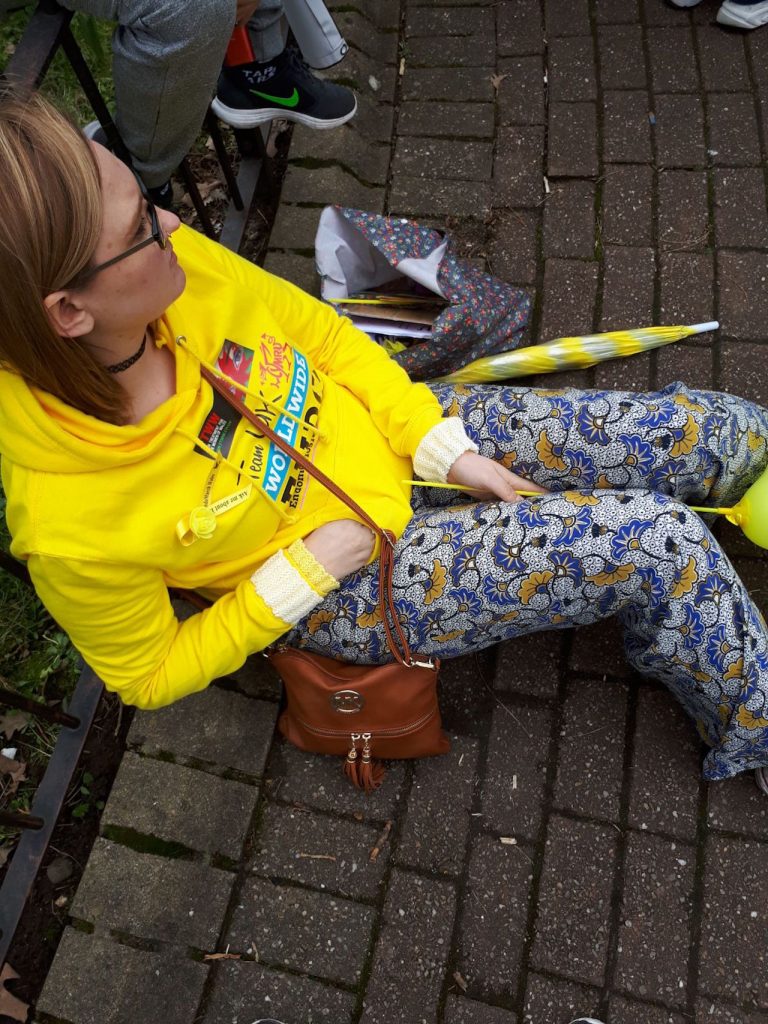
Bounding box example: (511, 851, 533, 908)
(55, 0, 285, 186)
(4, 0, 345, 182)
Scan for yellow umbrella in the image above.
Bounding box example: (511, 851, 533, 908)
(435, 322, 719, 384)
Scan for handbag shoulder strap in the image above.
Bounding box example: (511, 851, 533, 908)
(199, 364, 418, 667)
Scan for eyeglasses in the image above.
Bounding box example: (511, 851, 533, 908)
(85, 170, 166, 279)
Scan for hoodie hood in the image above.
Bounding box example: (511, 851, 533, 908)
(0, 319, 199, 474)
(2, 223, 440, 572)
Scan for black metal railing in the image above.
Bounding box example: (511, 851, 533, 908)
(0, 669, 103, 967)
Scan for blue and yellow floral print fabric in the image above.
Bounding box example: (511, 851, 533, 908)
(284, 382, 768, 782)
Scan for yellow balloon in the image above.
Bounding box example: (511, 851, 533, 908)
(727, 465, 768, 549)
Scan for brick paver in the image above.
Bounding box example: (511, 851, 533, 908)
(457, 834, 532, 1001)
(37, 3, 768, 1023)
(70, 838, 234, 947)
(36, 930, 209, 1024)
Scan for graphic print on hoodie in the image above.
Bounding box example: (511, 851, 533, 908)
(196, 335, 324, 515)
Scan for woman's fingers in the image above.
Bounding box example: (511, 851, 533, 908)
(486, 464, 523, 502)
(447, 452, 548, 503)
(508, 470, 548, 495)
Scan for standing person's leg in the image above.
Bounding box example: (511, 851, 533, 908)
(212, 0, 356, 128)
(280, 0, 348, 68)
(242, 0, 348, 66)
(60, 0, 234, 191)
(246, 0, 285, 60)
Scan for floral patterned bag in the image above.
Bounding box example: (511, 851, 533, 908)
(314, 206, 531, 380)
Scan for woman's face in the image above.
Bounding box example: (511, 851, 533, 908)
(81, 144, 186, 332)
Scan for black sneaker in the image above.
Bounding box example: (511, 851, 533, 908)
(211, 45, 357, 130)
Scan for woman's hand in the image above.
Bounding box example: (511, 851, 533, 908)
(303, 519, 376, 580)
(447, 451, 548, 503)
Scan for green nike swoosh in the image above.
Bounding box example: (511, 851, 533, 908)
(250, 86, 300, 108)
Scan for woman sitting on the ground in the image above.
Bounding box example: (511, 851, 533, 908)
(1, 93, 767, 794)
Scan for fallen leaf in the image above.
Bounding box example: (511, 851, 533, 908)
(0, 711, 30, 740)
(490, 73, 508, 93)
(0, 964, 29, 1024)
(500, 836, 517, 846)
(203, 952, 242, 961)
(194, 179, 223, 201)
(453, 970, 468, 992)
(0, 754, 27, 794)
(204, 187, 227, 207)
(398, 57, 405, 76)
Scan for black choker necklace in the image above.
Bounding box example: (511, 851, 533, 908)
(105, 332, 148, 374)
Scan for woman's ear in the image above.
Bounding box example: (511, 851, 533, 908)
(43, 290, 95, 340)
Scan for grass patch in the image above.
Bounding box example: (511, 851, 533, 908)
(0, 486, 82, 853)
(0, 7, 115, 120)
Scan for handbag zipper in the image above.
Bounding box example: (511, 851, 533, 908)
(295, 706, 437, 739)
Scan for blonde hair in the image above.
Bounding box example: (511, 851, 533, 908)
(0, 91, 127, 424)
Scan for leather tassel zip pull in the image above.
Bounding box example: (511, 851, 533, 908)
(358, 732, 385, 792)
(342, 732, 385, 791)
(344, 733, 361, 787)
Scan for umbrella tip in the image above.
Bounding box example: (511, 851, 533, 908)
(688, 321, 719, 334)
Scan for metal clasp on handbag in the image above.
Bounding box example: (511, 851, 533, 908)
(407, 657, 435, 669)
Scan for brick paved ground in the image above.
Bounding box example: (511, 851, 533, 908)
(36, 1, 768, 1022)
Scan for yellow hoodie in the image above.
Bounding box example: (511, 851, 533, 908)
(0, 226, 472, 709)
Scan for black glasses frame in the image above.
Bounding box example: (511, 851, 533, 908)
(85, 171, 166, 279)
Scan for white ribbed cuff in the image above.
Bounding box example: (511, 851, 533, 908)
(412, 417, 478, 483)
(250, 549, 326, 625)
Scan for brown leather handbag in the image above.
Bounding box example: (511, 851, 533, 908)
(201, 366, 450, 790)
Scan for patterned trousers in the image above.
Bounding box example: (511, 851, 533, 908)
(284, 382, 768, 781)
